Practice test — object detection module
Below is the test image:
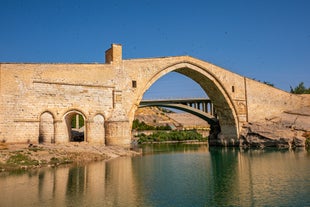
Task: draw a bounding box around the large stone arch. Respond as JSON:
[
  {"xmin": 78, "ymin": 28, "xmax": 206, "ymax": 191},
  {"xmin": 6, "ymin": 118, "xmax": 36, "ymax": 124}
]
[
  {"xmin": 39, "ymin": 111, "xmax": 55, "ymax": 144},
  {"xmin": 63, "ymin": 110, "xmax": 87, "ymax": 142},
  {"xmin": 130, "ymin": 61, "xmax": 239, "ymax": 143}
]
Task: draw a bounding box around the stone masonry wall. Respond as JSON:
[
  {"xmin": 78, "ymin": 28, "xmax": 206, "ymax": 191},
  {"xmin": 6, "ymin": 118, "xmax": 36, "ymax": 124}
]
[
  {"xmin": 0, "ymin": 63, "xmax": 117, "ymax": 143},
  {"xmin": 245, "ymin": 78, "xmax": 309, "ymax": 122},
  {"xmin": 0, "ymin": 44, "xmax": 308, "ymax": 146}
]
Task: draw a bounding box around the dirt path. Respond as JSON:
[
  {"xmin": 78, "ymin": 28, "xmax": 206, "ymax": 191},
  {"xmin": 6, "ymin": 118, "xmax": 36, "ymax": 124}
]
[{"xmin": 0, "ymin": 142, "xmax": 141, "ymax": 172}]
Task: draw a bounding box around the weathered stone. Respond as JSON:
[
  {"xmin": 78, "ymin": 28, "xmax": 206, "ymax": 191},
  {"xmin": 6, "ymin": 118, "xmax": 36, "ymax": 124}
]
[
  {"xmin": 293, "ymin": 136, "xmax": 306, "ymax": 147},
  {"xmin": 0, "ymin": 44, "xmax": 309, "ymax": 146},
  {"xmin": 240, "ymin": 108, "xmax": 310, "ymax": 148}
]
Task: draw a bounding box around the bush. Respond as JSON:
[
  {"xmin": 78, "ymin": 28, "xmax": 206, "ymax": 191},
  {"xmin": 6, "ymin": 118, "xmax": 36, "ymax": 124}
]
[
  {"xmin": 132, "ymin": 119, "xmax": 171, "ymax": 131},
  {"xmin": 71, "ymin": 114, "xmax": 84, "ymax": 128},
  {"xmin": 6, "ymin": 153, "xmax": 39, "ymax": 166},
  {"xmin": 137, "ymin": 130, "xmax": 207, "ymax": 143},
  {"xmin": 290, "ymin": 82, "xmax": 310, "ymax": 94}
]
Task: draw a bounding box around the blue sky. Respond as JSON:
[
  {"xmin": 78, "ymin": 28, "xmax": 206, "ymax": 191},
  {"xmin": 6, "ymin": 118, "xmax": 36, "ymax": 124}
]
[{"xmin": 0, "ymin": 0, "xmax": 309, "ymax": 98}]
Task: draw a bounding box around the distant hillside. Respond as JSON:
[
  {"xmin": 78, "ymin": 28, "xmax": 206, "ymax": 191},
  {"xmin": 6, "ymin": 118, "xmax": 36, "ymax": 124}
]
[
  {"xmin": 134, "ymin": 107, "xmax": 180, "ymax": 129},
  {"xmin": 134, "ymin": 107, "xmax": 210, "ymax": 130},
  {"xmin": 167, "ymin": 113, "xmax": 210, "ymax": 130}
]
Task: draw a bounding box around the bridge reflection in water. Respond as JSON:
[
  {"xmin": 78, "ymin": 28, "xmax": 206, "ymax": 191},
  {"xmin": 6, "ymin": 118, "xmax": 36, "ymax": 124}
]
[{"xmin": 0, "ymin": 146, "xmax": 308, "ymax": 207}]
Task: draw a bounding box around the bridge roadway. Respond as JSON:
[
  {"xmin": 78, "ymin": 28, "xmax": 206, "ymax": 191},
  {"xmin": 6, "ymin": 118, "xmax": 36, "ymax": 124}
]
[{"xmin": 139, "ymin": 98, "xmax": 218, "ymax": 124}]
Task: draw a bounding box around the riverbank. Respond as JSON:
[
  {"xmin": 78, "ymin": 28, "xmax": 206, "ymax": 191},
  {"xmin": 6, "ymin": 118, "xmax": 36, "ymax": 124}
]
[
  {"xmin": 240, "ymin": 107, "xmax": 310, "ymax": 149},
  {"xmin": 0, "ymin": 142, "xmax": 141, "ymax": 172}
]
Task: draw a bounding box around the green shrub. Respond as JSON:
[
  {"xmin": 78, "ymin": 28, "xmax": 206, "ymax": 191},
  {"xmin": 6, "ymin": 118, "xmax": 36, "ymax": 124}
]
[
  {"xmin": 290, "ymin": 82, "xmax": 310, "ymax": 94},
  {"xmin": 137, "ymin": 130, "xmax": 207, "ymax": 143},
  {"xmin": 71, "ymin": 114, "xmax": 84, "ymax": 128},
  {"xmin": 6, "ymin": 153, "xmax": 39, "ymax": 166},
  {"xmin": 49, "ymin": 157, "xmax": 59, "ymax": 164},
  {"xmin": 132, "ymin": 119, "xmax": 171, "ymax": 131}
]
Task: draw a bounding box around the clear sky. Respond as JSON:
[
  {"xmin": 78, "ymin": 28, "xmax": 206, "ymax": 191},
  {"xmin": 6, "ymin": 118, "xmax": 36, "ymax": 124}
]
[{"xmin": 0, "ymin": 0, "xmax": 309, "ymax": 98}]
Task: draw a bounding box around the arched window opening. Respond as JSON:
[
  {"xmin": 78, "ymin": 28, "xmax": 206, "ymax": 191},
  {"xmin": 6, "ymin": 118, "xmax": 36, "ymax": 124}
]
[{"xmin": 65, "ymin": 112, "xmax": 85, "ymax": 142}]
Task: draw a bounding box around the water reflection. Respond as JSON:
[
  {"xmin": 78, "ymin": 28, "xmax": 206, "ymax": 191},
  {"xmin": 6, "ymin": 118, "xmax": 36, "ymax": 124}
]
[
  {"xmin": 0, "ymin": 145, "xmax": 309, "ymax": 207},
  {"xmin": 140, "ymin": 143, "xmax": 209, "ymax": 155},
  {"xmin": 209, "ymin": 148, "xmax": 243, "ymax": 206}
]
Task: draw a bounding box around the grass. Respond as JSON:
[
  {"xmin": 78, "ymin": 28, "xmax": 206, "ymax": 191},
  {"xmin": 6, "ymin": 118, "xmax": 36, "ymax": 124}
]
[
  {"xmin": 6, "ymin": 153, "xmax": 39, "ymax": 166},
  {"xmin": 28, "ymin": 146, "xmax": 44, "ymax": 152}
]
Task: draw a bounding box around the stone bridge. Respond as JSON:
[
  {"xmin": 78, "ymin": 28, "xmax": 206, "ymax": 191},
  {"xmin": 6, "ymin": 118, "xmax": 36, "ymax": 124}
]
[{"xmin": 0, "ymin": 44, "xmax": 309, "ymax": 146}]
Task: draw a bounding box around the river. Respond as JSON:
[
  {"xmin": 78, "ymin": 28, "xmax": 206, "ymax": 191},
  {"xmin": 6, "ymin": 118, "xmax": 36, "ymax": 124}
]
[{"xmin": 0, "ymin": 144, "xmax": 309, "ymax": 207}]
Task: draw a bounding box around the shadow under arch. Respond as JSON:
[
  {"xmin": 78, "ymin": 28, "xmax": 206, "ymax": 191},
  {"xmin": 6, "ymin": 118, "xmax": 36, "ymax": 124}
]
[
  {"xmin": 132, "ymin": 61, "xmax": 239, "ymax": 141},
  {"xmin": 63, "ymin": 110, "xmax": 87, "ymax": 142}
]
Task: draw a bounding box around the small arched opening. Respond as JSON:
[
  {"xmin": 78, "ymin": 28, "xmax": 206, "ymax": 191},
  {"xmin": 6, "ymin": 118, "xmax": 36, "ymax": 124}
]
[
  {"xmin": 39, "ymin": 111, "xmax": 54, "ymax": 143},
  {"xmin": 64, "ymin": 111, "xmax": 86, "ymax": 142}
]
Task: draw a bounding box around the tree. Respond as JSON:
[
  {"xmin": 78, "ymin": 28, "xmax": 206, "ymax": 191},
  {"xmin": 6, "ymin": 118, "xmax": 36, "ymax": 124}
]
[
  {"xmin": 251, "ymin": 78, "xmax": 274, "ymax": 87},
  {"xmin": 263, "ymin": 81, "xmax": 274, "ymax": 87},
  {"xmin": 290, "ymin": 82, "xmax": 310, "ymax": 94}
]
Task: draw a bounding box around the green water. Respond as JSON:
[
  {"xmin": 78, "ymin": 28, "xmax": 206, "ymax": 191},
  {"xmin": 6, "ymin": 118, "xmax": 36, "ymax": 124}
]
[{"xmin": 1, "ymin": 144, "xmax": 309, "ymax": 207}]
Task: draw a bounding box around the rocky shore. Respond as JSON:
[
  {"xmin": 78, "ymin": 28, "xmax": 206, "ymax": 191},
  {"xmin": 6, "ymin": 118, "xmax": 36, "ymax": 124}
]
[
  {"xmin": 239, "ymin": 107, "xmax": 310, "ymax": 149},
  {"xmin": 0, "ymin": 142, "xmax": 141, "ymax": 172}
]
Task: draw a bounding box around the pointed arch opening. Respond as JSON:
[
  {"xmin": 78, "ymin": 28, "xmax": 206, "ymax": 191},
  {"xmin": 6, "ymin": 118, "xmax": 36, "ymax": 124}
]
[
  {"xmin": 64, "ymin": 110, "xmax": 86, "ymax": 142},
  {"xmin": 132, "ymin": 62, "xmax": 239, "ymax": 142}
]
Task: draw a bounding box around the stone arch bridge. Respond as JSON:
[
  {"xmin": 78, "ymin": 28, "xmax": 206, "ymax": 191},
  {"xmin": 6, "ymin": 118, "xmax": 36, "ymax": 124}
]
[{"xmin": 0, "ymin": 44, "xmax": 309, "ymax": 146}]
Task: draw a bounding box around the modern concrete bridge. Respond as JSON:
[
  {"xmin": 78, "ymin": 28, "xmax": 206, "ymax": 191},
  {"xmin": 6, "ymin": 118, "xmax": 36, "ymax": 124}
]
[
  {"xmin": 139, "ymin": 98, "xmax": 218, "ymax": 124},
  {"xmin": 0, "ymin": 44, "xmax": 309, "ymax": 146},
  {"xmin": 141, "ymin": 98, "xmax": 214, "ymax": 114}
]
